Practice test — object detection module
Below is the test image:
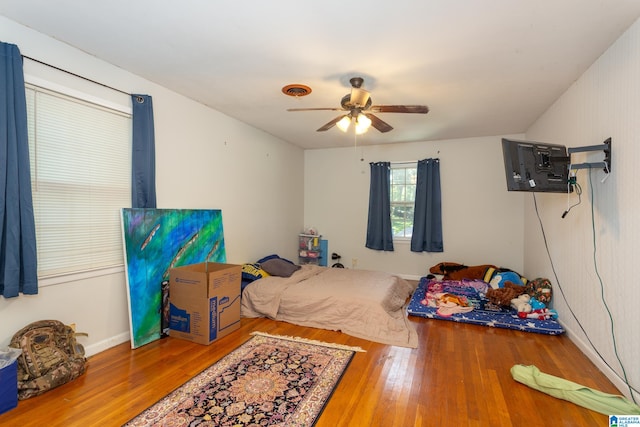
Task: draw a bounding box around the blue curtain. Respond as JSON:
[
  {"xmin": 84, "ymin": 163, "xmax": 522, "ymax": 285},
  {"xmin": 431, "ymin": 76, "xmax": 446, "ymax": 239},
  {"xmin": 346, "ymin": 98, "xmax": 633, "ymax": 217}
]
[
  {"xmin": 131, "ymin": 94, "xmax": 157, "ymax": 208},
  {"xmin": 411, "ymin": 158, "xmax": 443, "ymax": 252},
  {"xmin": 366, "ymin": 162, "xmax": 394, "ymax": 251},
  {"xmin": 0, "ymin": 42, "xmax": 38, "ymax": 297}
]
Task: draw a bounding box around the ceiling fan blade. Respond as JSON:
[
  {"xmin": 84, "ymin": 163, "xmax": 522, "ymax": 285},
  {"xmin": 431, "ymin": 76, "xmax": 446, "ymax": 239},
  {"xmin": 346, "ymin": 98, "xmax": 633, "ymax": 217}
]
[
  {"xmin": 365, "ymin": 113, "xmax": 394, "ymax": 133},
  {"xmin": 287, "ymin": 107, "xmax": 344, "ymax": 112},
  {"xmin": 369, "ymin": 105, "xmax": 430, "ymax": 114},
  {"xmin": 316, "ymin": 115, "xmax": 346, "ymax": 132}
]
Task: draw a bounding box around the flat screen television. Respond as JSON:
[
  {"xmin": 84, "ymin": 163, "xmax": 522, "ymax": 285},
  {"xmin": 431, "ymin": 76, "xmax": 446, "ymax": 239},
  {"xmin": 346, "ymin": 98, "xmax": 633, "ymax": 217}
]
[{"xmin": 501, "ymin": 138, "xmax": 570, "ymax": 193}]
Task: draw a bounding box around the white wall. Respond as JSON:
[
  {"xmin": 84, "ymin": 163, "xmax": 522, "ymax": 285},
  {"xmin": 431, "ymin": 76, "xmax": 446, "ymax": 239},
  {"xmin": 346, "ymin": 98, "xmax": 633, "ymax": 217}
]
[
  {"xmin": 0, "ymin": 17, "xmax": 304, "ymax": 355},
  {"xmin": 525, "ymin": 18, "xmax": 640, "ymax": 400},
  {"xmin": 304, "ymin": 135, "xmax": 526, "ymax": 279}
]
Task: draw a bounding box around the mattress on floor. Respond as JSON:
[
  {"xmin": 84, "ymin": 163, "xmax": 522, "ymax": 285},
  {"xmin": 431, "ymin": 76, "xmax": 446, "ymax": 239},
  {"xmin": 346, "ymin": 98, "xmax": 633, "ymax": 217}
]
[{"xmin": 407, "ymin": 276, "xmax": 565, "ymax": 335}]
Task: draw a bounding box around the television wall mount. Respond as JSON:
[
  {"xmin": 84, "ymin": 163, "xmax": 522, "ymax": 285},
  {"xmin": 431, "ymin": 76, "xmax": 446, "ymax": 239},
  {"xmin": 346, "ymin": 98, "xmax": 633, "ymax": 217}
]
[{"xmin": 567, "ymin": 137, "xmax": 611, "ymax": 173}]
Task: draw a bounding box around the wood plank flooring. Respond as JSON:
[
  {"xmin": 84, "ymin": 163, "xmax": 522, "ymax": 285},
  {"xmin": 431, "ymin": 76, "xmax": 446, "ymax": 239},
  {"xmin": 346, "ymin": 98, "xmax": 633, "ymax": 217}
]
[{"xmin": 0, "ymin": 315, "xmax": 621, "ymax": 426}]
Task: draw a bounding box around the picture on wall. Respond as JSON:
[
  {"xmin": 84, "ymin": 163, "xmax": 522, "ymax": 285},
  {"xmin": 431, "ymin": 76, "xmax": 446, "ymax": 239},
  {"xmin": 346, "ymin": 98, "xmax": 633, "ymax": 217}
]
[{"xmin": 121, "ymin": 208, "xmax": 227, "ymax": 348}]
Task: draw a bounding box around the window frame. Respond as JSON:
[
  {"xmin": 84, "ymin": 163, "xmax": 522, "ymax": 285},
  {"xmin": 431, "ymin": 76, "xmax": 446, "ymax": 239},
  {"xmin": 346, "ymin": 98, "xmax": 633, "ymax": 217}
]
[
  {"xmin": 24, "ymin": 76, "xmax": 132, "ymax": 287},
  {"xmin": 389, "ymin": 162, "xmax": 417, "ymax": 241}
]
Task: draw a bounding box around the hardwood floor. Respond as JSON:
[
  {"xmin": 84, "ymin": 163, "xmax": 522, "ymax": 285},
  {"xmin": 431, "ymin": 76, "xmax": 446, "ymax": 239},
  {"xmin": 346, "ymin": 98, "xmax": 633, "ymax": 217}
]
[{"xmin": 0, "ymin": 315, "xmax": 620, "ymax": 426}]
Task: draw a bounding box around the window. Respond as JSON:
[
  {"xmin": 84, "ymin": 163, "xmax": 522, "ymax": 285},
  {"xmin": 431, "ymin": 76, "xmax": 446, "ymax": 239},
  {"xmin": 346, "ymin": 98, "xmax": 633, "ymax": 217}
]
[
  {"xmin": 26, "ymin": 84, "xmax": 132, "ymax": 278},
  {"xmin": 390, "ymin": 164, "xmax": 417, "ymax": 238}
]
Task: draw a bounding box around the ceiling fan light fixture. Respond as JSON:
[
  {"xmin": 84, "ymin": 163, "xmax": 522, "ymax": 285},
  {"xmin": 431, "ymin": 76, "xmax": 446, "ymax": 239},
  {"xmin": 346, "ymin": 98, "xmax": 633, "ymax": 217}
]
[
  {"xmin": 336, "ymin": 115, "xmax": 351, "ymax": 132},
  {"xmin": 355, "ymin": 113, "xmax": 372, "ymax": 134}
]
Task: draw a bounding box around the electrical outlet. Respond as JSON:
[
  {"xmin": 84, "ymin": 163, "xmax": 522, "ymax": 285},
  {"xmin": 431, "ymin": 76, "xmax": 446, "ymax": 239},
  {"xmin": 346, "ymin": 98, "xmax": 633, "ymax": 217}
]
[{"xmin": 351, "ymin": 258, "xmax": 358, "ymax": 268}]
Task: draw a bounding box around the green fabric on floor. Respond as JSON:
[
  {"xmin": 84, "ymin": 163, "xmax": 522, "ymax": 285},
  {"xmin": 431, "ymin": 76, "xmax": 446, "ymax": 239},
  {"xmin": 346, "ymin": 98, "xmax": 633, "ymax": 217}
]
[{"xmin": 510, "ymin": 364, "xmax": 640, "ymax": 415}]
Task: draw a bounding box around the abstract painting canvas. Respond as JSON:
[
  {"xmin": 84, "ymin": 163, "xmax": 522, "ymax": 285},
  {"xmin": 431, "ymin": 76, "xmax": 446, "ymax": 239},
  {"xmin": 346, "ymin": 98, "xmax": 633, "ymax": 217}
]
[{"xmin": 121, "ymin": 208, "xmax": 227, "ymax": 348}]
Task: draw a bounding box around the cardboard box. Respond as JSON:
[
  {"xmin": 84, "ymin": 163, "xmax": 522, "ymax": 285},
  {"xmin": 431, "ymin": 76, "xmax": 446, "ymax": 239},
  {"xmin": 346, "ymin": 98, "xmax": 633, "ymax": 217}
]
[
  {"xmin": 0, "ymin": 359, "xmax": 18, "ymax": 415},
  {"xmin": 169, "ymin": 262, "xmax": 241, "ymax": 345}
]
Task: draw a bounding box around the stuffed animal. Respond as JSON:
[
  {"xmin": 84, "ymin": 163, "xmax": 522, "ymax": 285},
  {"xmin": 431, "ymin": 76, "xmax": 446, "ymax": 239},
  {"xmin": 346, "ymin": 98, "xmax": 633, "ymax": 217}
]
[
  {"xmin": 429, "ymin": 262, "xmax": 496, "ymax": 281},
  {"xmin": 486, "ymin": 281, "xmax": 526, "ymax": 307},
  {"xmin": 515, "ymin": 296, "xmax": 558, "ymax": 320},
  {"xmin": 489, "ymin": 271, "xmax": 526, "ymax": 289},
  {"xmin": 429, "ymin": 262, "xmax": 527, "ymax": 287},
  {"xmin": 510, "ymin": 294, "xmax": 532, "ymax": 314},
  {"xmin": 518, "ymin": 308, "xmax": 558, "ymax": 320},
  {"xmin": 529, "ymin": 297, "xmax": 546, "ymax": 311},
  {"xmin": 525, "ymin": 278, "xmax": 553, "ymax": 304}
]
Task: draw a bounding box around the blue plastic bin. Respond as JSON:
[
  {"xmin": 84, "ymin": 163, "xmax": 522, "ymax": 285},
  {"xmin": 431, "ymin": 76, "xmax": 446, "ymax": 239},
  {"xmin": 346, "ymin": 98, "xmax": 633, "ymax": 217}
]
[{"xmin": 0, "ymin": 348, "xmax": 20, "ymax": 415}]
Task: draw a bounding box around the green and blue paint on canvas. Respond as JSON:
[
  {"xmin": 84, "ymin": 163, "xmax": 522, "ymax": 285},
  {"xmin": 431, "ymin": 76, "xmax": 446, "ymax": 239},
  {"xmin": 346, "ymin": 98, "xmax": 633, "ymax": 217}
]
[{"xmin": 121, "ymin": 209, "xmax": 226, "ymax": 348}]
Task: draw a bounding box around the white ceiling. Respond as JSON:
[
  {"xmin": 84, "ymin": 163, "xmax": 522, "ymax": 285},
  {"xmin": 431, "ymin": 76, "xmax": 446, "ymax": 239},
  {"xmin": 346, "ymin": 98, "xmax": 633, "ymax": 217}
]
[{"xmin": 2, "ymin": 1, "xmax": 640, "ymax": 149}]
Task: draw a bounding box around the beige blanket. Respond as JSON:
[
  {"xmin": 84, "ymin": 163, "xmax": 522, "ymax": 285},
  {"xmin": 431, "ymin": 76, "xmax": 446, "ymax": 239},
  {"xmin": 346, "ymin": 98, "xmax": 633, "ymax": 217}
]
[{"xmin": 241, "ymin": 265, "xmax": 419, "ymax": 348}]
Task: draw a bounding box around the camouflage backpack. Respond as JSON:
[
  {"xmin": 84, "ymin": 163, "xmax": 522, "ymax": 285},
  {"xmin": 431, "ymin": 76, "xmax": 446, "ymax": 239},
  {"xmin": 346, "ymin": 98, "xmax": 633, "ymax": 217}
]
[{"xmin": 9, "ymin": 320, "xmax": 87, "ymax": 400}]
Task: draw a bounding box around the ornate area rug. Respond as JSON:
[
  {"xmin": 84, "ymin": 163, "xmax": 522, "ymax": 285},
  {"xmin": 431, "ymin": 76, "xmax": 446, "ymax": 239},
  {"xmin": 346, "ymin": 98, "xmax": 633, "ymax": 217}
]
[{"xmin": 123, "ymin": 332, "xmax": 363, "ymax": 426}]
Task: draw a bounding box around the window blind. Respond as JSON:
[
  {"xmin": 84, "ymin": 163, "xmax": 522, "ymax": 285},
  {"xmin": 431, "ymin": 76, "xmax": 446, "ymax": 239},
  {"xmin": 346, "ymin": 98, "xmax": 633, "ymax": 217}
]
[{"xmin": 26, "ymin": 85, "xmax": 132, "ymax": 278}]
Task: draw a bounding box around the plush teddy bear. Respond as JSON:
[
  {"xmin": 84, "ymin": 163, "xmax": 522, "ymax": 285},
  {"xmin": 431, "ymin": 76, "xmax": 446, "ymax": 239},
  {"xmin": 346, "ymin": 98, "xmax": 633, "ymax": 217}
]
[
  {"xmin": 510, "ymin": 294, "xmax": 532, "ymax": 314},
  {"xmin": 486, "ymin": 281, "xmax": 526, "ymax": 307}
]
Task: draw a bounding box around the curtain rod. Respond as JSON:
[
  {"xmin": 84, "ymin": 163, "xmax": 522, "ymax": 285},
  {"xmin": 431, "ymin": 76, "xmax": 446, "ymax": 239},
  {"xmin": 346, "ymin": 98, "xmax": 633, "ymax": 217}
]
[
  {"xmin": 22, "ymin": 55, "xmax": 132, "ymax": 97},
  {"xmin": 391, "ymin": 160, "xmax": 419, "ymax": 165},
  {"xmin": 392, "ymin": 158, "xmax": 440, "ymax": 165}
]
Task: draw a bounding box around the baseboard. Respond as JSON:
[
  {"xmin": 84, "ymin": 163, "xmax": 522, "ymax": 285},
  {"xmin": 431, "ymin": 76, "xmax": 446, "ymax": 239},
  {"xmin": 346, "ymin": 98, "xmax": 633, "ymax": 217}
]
[
  {"xmin": 84, "ymin": 331, "xmax": 130, "ymax": 357},
  {"xmin": 561, "ymin": 321, "xmax": 638, "ymax": 401}
]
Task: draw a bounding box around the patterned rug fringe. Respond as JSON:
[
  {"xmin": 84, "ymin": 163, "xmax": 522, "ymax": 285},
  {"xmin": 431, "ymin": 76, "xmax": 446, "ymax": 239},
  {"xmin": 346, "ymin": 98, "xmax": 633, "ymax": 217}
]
[{"xmin": 250, "ymin": 331, "xmax": 367, "ymax": 352}]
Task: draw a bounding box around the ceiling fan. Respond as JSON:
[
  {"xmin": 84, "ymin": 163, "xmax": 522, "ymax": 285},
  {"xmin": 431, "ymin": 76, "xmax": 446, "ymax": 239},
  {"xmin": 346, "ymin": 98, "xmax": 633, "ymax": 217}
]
[{"xmin": 287, "ymin": 77, "xmax": 429, "ymax": 134}]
